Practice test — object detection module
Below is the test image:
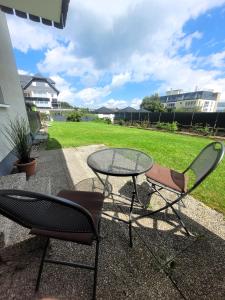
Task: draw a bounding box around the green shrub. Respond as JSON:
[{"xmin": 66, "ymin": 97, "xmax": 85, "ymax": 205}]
[
  {"xmin": 92, "ymin": 117, "xmax": 105, "ymax": 123},
  {"xmin": 140, "ymin": 120, "xmax": 149, "ymax": 128},
  {"xmin": 118, "ymin": 119, "xmax": 125, "ymax": 126},
  {"xmin": 104, "ymin": 118, "xmax": 112, "ymax": 124},
  {"xmin": 2, "ymin": 117, "xmax": 32, "ymax": 163},
  {"xmin": 67, "ymin": 111, "xmax": 82, "ymax": 122},
  {"xmin": 156, "ymin": 122, "xmax": 165, "ymax": 129},
  {"xmin": 167, "ymin": 121, "xmax": 178, "ymax": 132},
  {"xmin": 156, "ymin": 122, "xmax": 178, "ymax": 132},
  {"xmin": 192, "ymin": 123, "xmax": 211, "ymax": 135},
  {"xmin": 132, "ymin": 122, "xmax": 141, "ymax": 128}
]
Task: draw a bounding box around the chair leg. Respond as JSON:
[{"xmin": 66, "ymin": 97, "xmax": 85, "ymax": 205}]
[
  {"xmin": 129, "ymin": 220, "xmax": 133, "ymax": 248},
  {"xmin": 93, "ymin": 240, "xmax": 100, "ymax": 300},
  {"xmin": 170, "ymin": 206, "xmax": 190, "ymax": 236},
  {"xmin": 150, "ymin": 185, "xmax": 190, "ymax": 235},
  {"xmin": 35, "ymin": 238, "xmax": 50, "ymax": 292}
]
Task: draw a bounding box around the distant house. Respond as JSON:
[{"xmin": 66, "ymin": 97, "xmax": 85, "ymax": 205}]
[
  {"xmin": 20, "ymin": 73, "xmax": 60, "ymax": 111},
  {"xmin": 137, "ymin": 108, "xmax": 148, "ymax": 112},
  {"xmin": 160, "ymin": 89, "xmax": 220, "ymax": 112},
  {"xmin": 118, "ymin": 106, "xmax": 137, "ymax": 113},
  {"xmin": 93, "ymin": 106, "xmax": 118, "ymax": 123}
]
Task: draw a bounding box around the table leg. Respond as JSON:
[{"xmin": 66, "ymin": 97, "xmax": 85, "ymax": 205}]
[
  {"xmin": 93, "ymin": 171, "xmax": 111, "ymax": 197},
  {"xmin": 103, "ymin": 175, "xmax": 109, "ymax": 197},
  {"xmin": 129, "ymin": 176, "xmax": 139, "ymax": 247}
]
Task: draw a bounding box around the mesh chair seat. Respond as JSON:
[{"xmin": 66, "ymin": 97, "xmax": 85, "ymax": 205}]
[
  {"xmin": 57, "ymin": 190, "xmax": 104, "ymax": 226},
  {"xmin": 145, "ymin": 163, "xmax": 188, "ymax": 193},
  {"xmin": 30, "ymin": 190, "xmax": 104, "ymax": 245}
]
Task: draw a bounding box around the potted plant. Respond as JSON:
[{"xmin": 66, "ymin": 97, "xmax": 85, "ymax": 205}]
[{"xmin": 3, "ymin": 117, "xmax": 36, "ymax": 176}]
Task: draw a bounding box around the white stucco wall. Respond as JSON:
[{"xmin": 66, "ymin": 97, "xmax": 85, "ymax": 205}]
[
  {"xmin": 98, "ymin": 114, "xmax": 115, "ymax": 123},
  {"xmin": 0, "ymin": 11, "xmax": 28, "ymax": 163}
]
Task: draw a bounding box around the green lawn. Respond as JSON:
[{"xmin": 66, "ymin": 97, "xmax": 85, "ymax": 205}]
[{"xmin": 48, "ymin": 121, "xmax": 225, "ymax": 214}]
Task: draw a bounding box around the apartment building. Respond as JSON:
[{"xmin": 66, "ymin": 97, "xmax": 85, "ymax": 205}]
[
  {"xmin": 160, "ymin": 89, "xmax": 220, "ymax": 112},
  {"xmin": 19, "ymin": 73, "xmax": 60, "ymax": 111}
]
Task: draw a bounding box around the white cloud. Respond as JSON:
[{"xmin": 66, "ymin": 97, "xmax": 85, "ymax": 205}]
[
  {"xmin": 50, "ymin": 75, "xmax": 77, "ymax": 104},
  {"xmin": 18, "ymin": 69, "xmax": 33, "ymax": 75},
  {"xmin": 73, "ymin": 86, "xmax": 111, "ymax": 106},
  {"xmin": 207, "ymin": 50, "xmax": 225, "ymax": 68},
  {"xmin": 111, "ymin": 72, "xmax": 131, "ymax": 88},
  {"xmin": 102, "ymin": 99, "xmax": 128, "ymax": 109},
  {"xmin": 131, "ymin": 98, "xmax": 142, "ymax": 109},
  {"xmin": 7, "ymin": 16, "xmax": 59, "ymax": 52},
  {"xmin": 100, "ymin": 97, "xmax": 141, "ymax": 109},
  {"xmin": 37, "ymin": 42, "xmax": 101, "ymax": 86}
]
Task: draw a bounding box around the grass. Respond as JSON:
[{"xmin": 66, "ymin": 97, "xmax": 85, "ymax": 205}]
[{"xmin": 47, "ymin": 121, "xmax": 225, "ymax": 214}]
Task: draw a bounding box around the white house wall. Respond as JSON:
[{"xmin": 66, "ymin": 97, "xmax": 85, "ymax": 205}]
[
  {"xmin": 98, "ymin": 114, "xmax": 115, "ymax": 123},
  {"xmin": 0, "ymin": 11, "xmax": 28, "ymax": 172}
]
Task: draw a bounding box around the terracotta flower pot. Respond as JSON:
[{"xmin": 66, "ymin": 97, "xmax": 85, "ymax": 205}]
[{"xmin": 16, "ymin": 158, "xmax": 36, "ymax": 177}]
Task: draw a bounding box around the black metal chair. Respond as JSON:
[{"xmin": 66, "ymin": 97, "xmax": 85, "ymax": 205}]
[
  {"xmin": 129, "ymin": 142, "xmax": 224, "ymax": 247},
  {"xmin": 0, "ymin": 189, "xmax": 104, "ymax": 299}
]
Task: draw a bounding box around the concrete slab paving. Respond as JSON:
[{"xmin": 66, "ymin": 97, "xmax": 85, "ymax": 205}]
[{"xmin": 0, "ymin": 144, "xmax": 225, "ymax": 299}]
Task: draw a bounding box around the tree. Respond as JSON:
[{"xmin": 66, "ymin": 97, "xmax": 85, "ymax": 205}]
[
  {"xmin": 140, "ymin": 94, "xmax": 165, "ymax": 112},
  {"xmin": 79, "ymin": 107, "xmax": 90, "ymax": 113},
  {"xmin": 60, "ymin": 101, "xmax": 74, "ymax": 109}
]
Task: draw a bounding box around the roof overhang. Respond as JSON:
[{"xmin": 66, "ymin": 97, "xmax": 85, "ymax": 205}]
[{"xmin": 0, "ymin": 0, "xmax": 70, "ymax": 29}]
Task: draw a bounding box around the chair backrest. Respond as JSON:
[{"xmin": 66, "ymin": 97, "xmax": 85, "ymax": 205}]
[
  {"xmin": 184, "ymin": 142, "xmax": 224, "ymax": 192},
  {"xmin": 0, "ymin": 189, "xmax": 98, "ymax": 236}
]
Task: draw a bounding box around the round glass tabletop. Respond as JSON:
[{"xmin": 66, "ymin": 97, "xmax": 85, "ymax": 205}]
[{"xmin": 87, "ymin": 148, "xmax": 153, "ymax": 177}]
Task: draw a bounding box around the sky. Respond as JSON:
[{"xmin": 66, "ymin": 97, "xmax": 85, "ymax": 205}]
[{"xmin": 6, "ymin": 0, "xmax": 225, "ymax": 109}]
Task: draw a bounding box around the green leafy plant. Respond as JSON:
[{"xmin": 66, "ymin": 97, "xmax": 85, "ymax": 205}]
[
  {"xmin": 156, "ymin": 121, "xmax": 164, "ymax": 129},
  {"xmin": 67, "ymin": 111, "xmax": 82, "ymax": 122},
  {"xmin": 118, "ymin": 119, "xmax": 125, "ymax": 126},
  {"xmin": 167, "ymin": 121, "xmax": 178, "ymax": 132},
  {"xmin": 104, "ymin": 118, "xmax": 112, "ymax": 124},
  {"xmin": 125, "ymin": 121, "xmax": 132, "ymax": 126},
  {"xmin": 156, "ymin": 121, "xmax": 178, "ymax": 132},
  {"xmin": 140, "ymin": 120, "xmax": 149, "ymax": 129},
  {"xmin": 93, "ymin": 117, "xmax": 106, "ymax": 123},
  {"xmin": 192, "ymin": 123, "xmax": 211, "ymax": 136},
  {"xmin": 3, "ymin": 117, "xmax": 32, "ymax": 163}
]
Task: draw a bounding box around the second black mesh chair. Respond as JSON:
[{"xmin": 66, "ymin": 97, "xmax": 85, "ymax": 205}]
[
  {"xmin": 129, "ymin": 142, "xmax": 224, "ymax": 247},
  {"xmin": 0, "ymin": 189, "xmax": 104, "ymax": 299}
]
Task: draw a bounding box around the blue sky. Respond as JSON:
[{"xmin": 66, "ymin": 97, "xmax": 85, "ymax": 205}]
[{"xmin": 6, "ymin": 0, "xmax": 225, "ymax": 108}]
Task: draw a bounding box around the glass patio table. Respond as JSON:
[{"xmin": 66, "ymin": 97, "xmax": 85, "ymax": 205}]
[{"xmin": 87, "ymin": 147, "xmax": 153, "ymax": 205}]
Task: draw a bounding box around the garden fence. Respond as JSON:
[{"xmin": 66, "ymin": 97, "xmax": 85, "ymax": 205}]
[{"xmin": 114, "ymin": 111, "xmax": 225, "ymax": 129}]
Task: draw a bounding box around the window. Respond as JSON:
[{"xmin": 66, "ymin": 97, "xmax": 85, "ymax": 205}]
[
  {"xmin": 0, "ymin": 87, "xmax": 4, "ymax": 104},
  {"xmin": 24, "ymin": 91, "xmax": 31, "ymax": 97}
]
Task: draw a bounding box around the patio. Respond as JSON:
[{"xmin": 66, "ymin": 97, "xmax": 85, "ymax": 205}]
[{"xmin": 0, "ymin": 144, "xmax": 225, "ymax": 299}]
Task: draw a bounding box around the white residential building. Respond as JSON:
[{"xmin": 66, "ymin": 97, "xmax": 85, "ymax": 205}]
[
  {"xmin": 160, "ymin": 89, "xmax": 220, "ymax": 112},
  {"xmin": 20, "ymin": 74, "xmax": 60, "ymax": 111}
]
